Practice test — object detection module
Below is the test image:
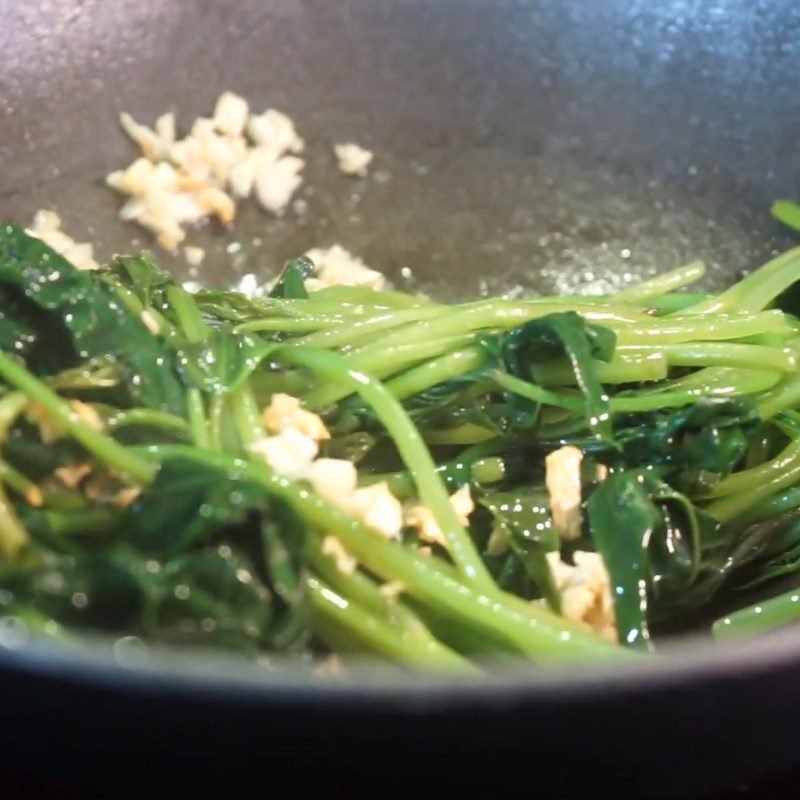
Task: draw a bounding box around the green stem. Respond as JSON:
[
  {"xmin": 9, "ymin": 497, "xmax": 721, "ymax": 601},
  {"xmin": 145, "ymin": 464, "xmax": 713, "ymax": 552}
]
[
  {"xmin": 107, "ymin": 408, "xmax": 189, "ymax": 435},
  {"xmin": 229, "ymin": 381, "xmax": 265, "ymax": 451},
  {"xmin": 383, "ymin": 346, "xmax": 487, "ymax": 401},
  {"xmin": 0, "ymin": 352, "xmax": 155, "ymax": 484},
  {"xmin": 132, "ymin": 443, "xmax": 624, "ymax": 660},
  {"xmin": 492, "ymin": 370, "xmax": 583, "ymax": 412},
  {"xmin": 0, "ymin": 480, "xmax": 29, "ymax": 558},
  {"xmin": 533, "ymin": 353, "xmax": 668, "ymax": 387},
  {"xmin": 706, "ymin": 440, "xmax": 800, "ymax": 522},
  {"xmin": 186, "ymin": 389, "xmax": 210, "ymax": 449},
  {"xmin": 613, "ymin": 310, "xmax": 792, "ymax": 345},
  {"xmin": 208, "ymin": 394, "xmax": 226, "ymax": 452},
  {"xmin": 0, "ymin": 460, "xmax": 41, "ymax": 505},
  {"xmin": 615, "ymin": 260, "xmax": 706, "ymax": 301},
  {"xmin": 643, "ymin": 292, "xmax": 713, "ymax": 314},
  {"xmin": 709, "ymin": 439, "xmax": 800, "ymax": 498},
  {"xmin": 274, "ymin": 345, "xmax": 495, "ymax": 590},
  {"xmin": 166, "ymin": 285, "xmax": 211, "ymax": 343},
  {"xmin": 758, "ymin": 372, "xmax": 800, "ymax": 419},
  {"xmin": 682, "ymin": 246, "xmax": 800, "ymax": 315},
  {"xmin": 307, "ymin": 577, "xmax": 475, "ymax": 671},
  {"xmin": 714, "ymin": 587, "xmax": 800, "ymax": 640},
  {"xmin": 734, "ymin": 486, "xmax": 800, "ymax": 528},
  {"xmin": 617, "ymin": 343, "xmax": 797, "ymax": 373},
  {"xmin": 234, "ymin": 318, "xmax": 344, "ymax": 333},
  {"xmin": 108, "ymin": 280, "xmax": 176, "ymax": 338},
  {"xmin": 307, "ymin": 543, "xmax": 476, "ymax": 672}
]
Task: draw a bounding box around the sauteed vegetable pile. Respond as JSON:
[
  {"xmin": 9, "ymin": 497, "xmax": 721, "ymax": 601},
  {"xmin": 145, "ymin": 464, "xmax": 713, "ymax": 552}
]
[{"xmin": 3, "ymin": 219, "xmax": 800, "ymax": 670}]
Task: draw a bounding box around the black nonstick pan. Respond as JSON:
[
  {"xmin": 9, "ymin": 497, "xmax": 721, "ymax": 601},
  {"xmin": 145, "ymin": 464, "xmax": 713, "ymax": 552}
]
[{"xmin": 2, "ymin": 1, "xmax": 800, "ymax": 795}]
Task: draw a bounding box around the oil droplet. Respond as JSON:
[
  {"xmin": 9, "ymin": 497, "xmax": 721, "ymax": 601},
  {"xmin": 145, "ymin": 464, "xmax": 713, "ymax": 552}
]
[
  {"xmin": 0, "ymin": 616, "xmax": 29, "ymax": 649},
  {"xmin": 113, "ymin": 636, "xmax": 149, "ymax": 668}
]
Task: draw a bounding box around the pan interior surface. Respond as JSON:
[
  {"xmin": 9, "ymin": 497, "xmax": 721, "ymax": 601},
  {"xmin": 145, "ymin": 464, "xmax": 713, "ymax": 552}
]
[{"xmin": 2, "ymin": 0, "xmax": 799, "ymax": 302}]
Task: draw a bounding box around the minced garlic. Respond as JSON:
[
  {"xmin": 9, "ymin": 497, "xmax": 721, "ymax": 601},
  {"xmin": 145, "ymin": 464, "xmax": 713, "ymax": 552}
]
[
  {"xmin": 334, "ymin": 142, "xmax": 373, "ymax": 177},
  {"xmin": 54, "ymin": 463, "xmax": 93, "ymax": 489},
  {"xmin": 261, "ymin": 393, "xmax": 330, "ymax": 443},
  {"xmin": 546, "ymin": 550, "xmax": 617, "ymax": 642},
  {"xmin": 109, "ymin": 92, "xmax": 307, "ymax": 251},
  {"xmin": 26, "ymin": 210, "xmax": 99, "ymax": 271},
  {"xmin": 248, "ymin": 428, "xmax": 319, "ymax": 481},
  {"xmin": 321, "ymin": 535, "xmax": 357, "ymax": 575},
  {"xmin": 304, "ymin": 244, "xmax": 386, "ymax": 292},
  {"xmin": 545, "ymin": 445, "xmax": 583, "ymax": 541},
  {"xmin": 345, "ymin": 482, "xmax": 404, "ymax": 540},
  {"xmin": 406, "ymin": 485, "xmax": 474, "ymax": 548}
]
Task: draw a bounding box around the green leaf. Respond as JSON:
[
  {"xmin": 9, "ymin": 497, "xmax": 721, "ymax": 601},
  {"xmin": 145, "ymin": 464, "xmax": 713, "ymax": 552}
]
[
  {"xmin": 142, "ymin": 548, "xmax": 274, "ymax": 651},
  {"xmin": 176, "ymin": 327, "xmax": 275, "ymax": 395},
  {"xmin": 771, "ymin": 200, "xmax": 800, "ymax": 233},
  {"xmin": 587, "ymin": 469, "xmax": 737, "ymax": 635},
  {"xmin": 489, "ymin": 312, "xmax": 615, "ymax": 441},
  {"xmin": 121, "ymin": 458, "xmax": 273, "ymax": 557},
  {"xmin": 616, "ymin": 399, "xmax": 759, "ymax": 487},
  {"xmin": 479, "ymin": 489, "xmax": 560, "ymax": 608},
  {"xmin": 0, "ymin": 225, "xmax": 185, "ymax": 413},
  {"xmin": 587, "ymin": 471, "xmax": 654, "ymax": 648},
  {"xmin": 261, "ymin": 514, "xmax": 309, "ymax": 650},
  {"xmin": 108, "ymin": 252, "xmax": 175, "ymax": 307},
  {"xmin": 0, "ymin": 286, "xmax": 74, "ymax": 373},
  {"xmin": 269, "ymin": 256, "xmax": 315, "ymax": 299}
]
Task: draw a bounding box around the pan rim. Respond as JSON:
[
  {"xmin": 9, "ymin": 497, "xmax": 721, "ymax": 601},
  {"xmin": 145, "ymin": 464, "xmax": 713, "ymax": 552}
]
[{"xmin": 2, "ymin": 622, "xmax": 799, "ymax": 708}]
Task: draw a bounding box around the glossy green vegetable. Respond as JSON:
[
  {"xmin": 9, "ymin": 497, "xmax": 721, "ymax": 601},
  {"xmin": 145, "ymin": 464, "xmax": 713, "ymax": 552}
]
[{"xmin": 3, "ymin": 216, "xmax": 800, "ymax": 671}]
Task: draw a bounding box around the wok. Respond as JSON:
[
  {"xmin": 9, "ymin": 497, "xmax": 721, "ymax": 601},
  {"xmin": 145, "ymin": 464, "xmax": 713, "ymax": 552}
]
[{"xmin": 2, "ymin": 0, "xmax": 800, "ymax": 795}]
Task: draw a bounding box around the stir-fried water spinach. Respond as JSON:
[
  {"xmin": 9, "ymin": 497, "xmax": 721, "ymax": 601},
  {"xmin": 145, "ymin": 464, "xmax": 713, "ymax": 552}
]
[{"xmin": 2, "ymin": 220, "xmax": 800, "ymax": 671}]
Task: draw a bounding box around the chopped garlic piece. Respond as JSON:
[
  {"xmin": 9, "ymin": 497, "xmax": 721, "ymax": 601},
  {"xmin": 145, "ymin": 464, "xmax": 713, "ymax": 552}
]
[
  {"xmin": 212, "ymin": 91, "xmax": 249, "ymax": 136},
  {"xmin": 304, "ymin": 244, "xmax": 386, "ymax": 292},
  {"xmin": 183, "ymin": 246, "xmax": 206, "ymax": 266},
  {"xmin": 546, "ymin": 550, "xmax": 617, "ymax": 642},
  {"xmin": 24, "ymin": 486, "xmax": 44, "ymax": 508},
  {"xmin": 154, "ymin": 112, "xmax": 176, "ymax": 143},
  {"xmin": 309, "ymin": 458, "xmax": 358, "ymax": 505},
  {"xmin": 113, "ymin": 486, "xmax": 142, "ymax": 509},
  {"xmin": 139, "ymin": 309, "xmax": 161, "ymax": 334},
  {"xmin": 182, "ymin": 118, "xmax": 249, "ymax": 184},
  {"xmin": 248, "ymin": 109, "xmax": 304, "ymax": 154},
  {"xmin": 109, "ymin": 158, "xmax": 233, "ymax": 251},
  {"xmin": 545, "ymin": 445, "xmax": 583, "ymax": 540},
  {"xmin": 379, "ymin": 581, "xmax": 406, "ymax": 601},
  {"xmin": 315, "ymin": 654, "xmax": 347, "ymax": 679},
  {"xmin": 406, "ymin": 485, "xmax": 474, "ymax": 548},
  {"xmin": 26, "ymin": 210, "xmax": 100, "ymax": 271},
  {"xmin": 334, "ymin": 142, "xmax": 373, "ymax": 177},
  {"xmin": 249, "ymin": 428, "xmax": 318, "ymax": 480},
  {"xmin": 26, "ymin": 402, "xmax": 63, "ymax": 444},
  {"xmin": 69, "ymin": 400, "xmax": 104, "ymax": 432},
  {"xmin": 119, "ymin": 112, "xmax": 173, "ymax": 161},
  {"xmin": 321, "ymin": 535, "xmax": 356, "ymax": 575},
  {"xmin": 346, "ymin": 482, "xmax": 403, "ymax": 540},
  {"xmin": 253, "ymin": 155, "xmax": 304, "ymax": 215},
  {"xmin": 228, "ymin": 145, "xmax": 276, "ymax": 198},
  {"xmin": 262, "ymin": 393, "xmax": 330, "ymax": 442},
  {"xmin": 110, "ymin": 93, "xmax": 305, "ymax": 249},
  {"xmin": 54, "ymin": 463, "xmax": 93, "ymax": 489}
]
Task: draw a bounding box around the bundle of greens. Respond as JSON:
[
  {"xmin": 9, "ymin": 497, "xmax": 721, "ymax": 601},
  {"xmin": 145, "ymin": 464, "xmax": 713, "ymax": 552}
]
[{"xmin": 2, "ymin": 218, "xmax": 800, "ymax": 673}]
